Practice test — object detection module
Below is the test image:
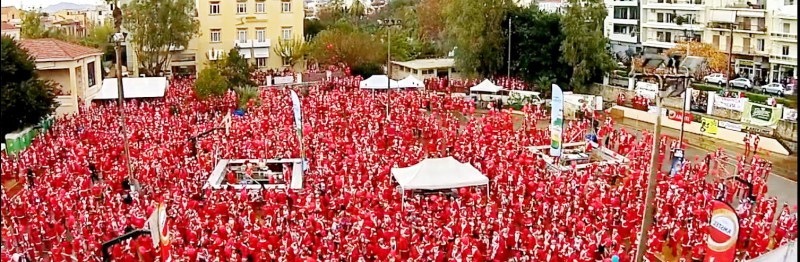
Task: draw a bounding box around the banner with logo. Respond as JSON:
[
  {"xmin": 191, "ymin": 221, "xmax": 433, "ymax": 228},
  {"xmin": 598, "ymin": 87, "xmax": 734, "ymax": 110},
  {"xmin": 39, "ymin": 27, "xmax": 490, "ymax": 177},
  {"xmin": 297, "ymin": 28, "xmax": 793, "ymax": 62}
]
[
  {"xmin": 274, "ymin": 76, "xmax": 295, "ymax": 85},
  {"xmin": 704, "ymin": 200, "xmax": 739, "ymax": 262},
  {"xmin": 718, "ymin": 121, "xmax": 742, "ymax": 132},
  {"xmin": 783, "ymin": 108, "xmax": 797, "ymax": 122},
  {"xmin": 689, "ymin": 89, "xmax": 709, "ymax": 113},
  {"xmin": 550, "ymin": 84, "xmax": 564, "ymax": 157},
  {"xmin": 714, "ymin": 95, "xmax": 748, "ymax": 112},
  {"xmin": 741, "ymin": 102, "xmax": 782, "ymax": 128},
  {"xmin": 701, "ymin": 118, "xmax": 719, "ymax": 135},
  {"xmin": 667, "ymin": 110, "xmax": 693, "ymax": 123}
]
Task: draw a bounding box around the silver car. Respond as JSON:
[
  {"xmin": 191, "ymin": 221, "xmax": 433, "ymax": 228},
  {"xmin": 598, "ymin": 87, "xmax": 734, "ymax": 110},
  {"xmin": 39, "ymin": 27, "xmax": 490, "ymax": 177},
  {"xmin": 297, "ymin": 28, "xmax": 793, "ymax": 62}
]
[
  {"xmin": 760, "ymin": 83, "xmax": 786, "ymax": 96},
  {"xmin": 729, "ymin": 78, "xmax": 753, "ymax": 90}
]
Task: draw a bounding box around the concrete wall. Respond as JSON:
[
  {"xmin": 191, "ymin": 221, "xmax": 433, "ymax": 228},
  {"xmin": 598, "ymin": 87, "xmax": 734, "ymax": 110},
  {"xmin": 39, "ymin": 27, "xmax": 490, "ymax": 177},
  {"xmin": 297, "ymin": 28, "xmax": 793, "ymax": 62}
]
[{"xmin": 591, "ymin": 83, "xmax": 798, "ymax": 153}]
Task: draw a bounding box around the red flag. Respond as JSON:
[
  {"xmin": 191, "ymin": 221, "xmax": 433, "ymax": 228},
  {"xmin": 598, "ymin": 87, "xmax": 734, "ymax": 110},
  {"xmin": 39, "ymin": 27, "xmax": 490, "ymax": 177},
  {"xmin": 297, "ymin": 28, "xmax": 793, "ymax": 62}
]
[{"xmin": 704, "ymin": 200, "xmax": 739, "ymax": 262}]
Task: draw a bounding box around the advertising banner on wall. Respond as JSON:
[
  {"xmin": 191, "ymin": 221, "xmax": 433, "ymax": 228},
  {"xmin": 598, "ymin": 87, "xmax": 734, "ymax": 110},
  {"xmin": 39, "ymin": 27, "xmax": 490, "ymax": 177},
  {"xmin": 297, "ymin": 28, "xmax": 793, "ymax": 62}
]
[
  {"xmin": 667, "ymin": 110, "xmax": 694, "ymax": 123},
  {"xmin": 783, "ymin": 108, "xmax": 797, "ymax": 122},
  {"xmin": 701, "ymin": 118, "xmax": 719, "ymax": 135},
  {"xmin": 714, "ymin": 95, "xmax": 748, "ymax": 112},
  {"xmin": 550, "ymin": 84, "xmax": 565, "ymax": 157},
  {"xmin": 689, "ymin": 89, "xmax": 709, "ymax": 113},
  {"xmin": 718, "ymin": 121, "xmax": 743, "ymax": 132},
  {"xmin": 741, "ymin": 102, "xmax": 782, "ymax": 128},
  {"xmin": 274, "ymin": 76, "xmax": 295, "ymax": 85},
  {"xmin": 704, "ymin": 200, "xmax": 739, "ymax": 262}
]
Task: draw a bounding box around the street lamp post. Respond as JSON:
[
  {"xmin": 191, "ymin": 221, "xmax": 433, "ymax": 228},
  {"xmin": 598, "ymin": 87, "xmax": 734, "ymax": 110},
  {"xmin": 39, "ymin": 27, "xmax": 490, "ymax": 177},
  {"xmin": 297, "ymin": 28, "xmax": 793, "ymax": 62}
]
[
  {"xmin": 111, "ymin": 0, "xmax": 134, "ymax": 183},
  {"xmin": 631, "ymin": 54, "xmax": 700, "ymax": 262},
  {"xmin": 507, "ymin": 17, "xmax": 512, "ymax": 77},
  {"xmin": 379, "ymin": 18, "xmax": 401, "ymax": 121}
]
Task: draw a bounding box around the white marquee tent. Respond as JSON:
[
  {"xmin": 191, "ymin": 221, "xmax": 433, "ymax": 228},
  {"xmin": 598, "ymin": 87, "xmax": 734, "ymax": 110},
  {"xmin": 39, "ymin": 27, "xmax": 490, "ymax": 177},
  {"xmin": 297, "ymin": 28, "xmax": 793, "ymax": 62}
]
[
  {"xmin": 359, "ymin": 75, "xmax": 400, "ymax": 89},
  {"xmin": 469, "ymin": 79, "xmax": 503, "ymax": 93},
  {"xmin": 397, "ymin": 75, "xmax": 424, "ymax": 88},
  {"xmin": 95, "ymin": 77, "xmax": 168, "ymax": 99},
  {"xmin": 747, "ymin": 242, "xmax": 797, "ymax": 262},
  {"xmin": 392, "ymin": 157, "xmax": 489, "ymax": 207}
]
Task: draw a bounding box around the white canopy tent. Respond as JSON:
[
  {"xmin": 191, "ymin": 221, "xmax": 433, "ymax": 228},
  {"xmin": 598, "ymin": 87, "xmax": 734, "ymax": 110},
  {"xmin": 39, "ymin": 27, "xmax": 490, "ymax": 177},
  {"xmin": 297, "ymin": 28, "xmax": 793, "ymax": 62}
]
[
  {"xmin": 397, "ymin": 75, "xmax": 424, "ymax": 88},
  {"xmin": 359, "ymin": 75, "xmax": 400, "ymax": 89},
  {"xmin": 469, "ymin": 79, "xmax": 503, "ymax": 93},
  {"xmin": 95, "ymin": 77, "xmax": 168, "ymax": 99},
  {"xmin": 391, "ymin": 157, "xmax": 489, "ymax": 208},
  {"xmin": 747, "ymin": 241, "xmax": 797, "ymax": 262}
]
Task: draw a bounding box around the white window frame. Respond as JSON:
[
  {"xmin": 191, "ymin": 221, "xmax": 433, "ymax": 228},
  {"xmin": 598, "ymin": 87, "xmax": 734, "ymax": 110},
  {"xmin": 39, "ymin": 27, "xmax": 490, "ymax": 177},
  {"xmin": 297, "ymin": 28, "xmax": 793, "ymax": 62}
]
[
  {"xmin": 256, "ymin": 58, "xmax": 268, "ymax": 68},
  {"xmin": 784, "ymin": 23, "xmax": 791, "ymax": 34},
  {"xmin": 782, "ymin": 45, "xmax": 790, "ymax": 56},
  {"xmin": 756, "ymin": 39, "xmax": 764, "ymax": 51},
  {"xmin": 237, "ymin": 29, "xmax": 247, "ymax": 44},
  {"xmin": 237, "ymin": 2, "xmax": 247, "ymax": 14},
  {"xmin": 255, "ymin": 2, "xmax": 266, "ymax": 13},
  {"xmin": 256, "ymin": 29, "xmax": 266, "ymax": 43},
  {"xmin": 210, "ymin": 29, "xmax": 221, "ymax": 43},
  {"xmin": 210, "ymin": 2, "xmax": 220, "ymax": 15},
  {"xmin": 281, "ymin": 27, "xmax": 292, "ymax": 40},
  {"xmin": 281, "ymin": 2, "xmax": 291, "ymax": 13}
]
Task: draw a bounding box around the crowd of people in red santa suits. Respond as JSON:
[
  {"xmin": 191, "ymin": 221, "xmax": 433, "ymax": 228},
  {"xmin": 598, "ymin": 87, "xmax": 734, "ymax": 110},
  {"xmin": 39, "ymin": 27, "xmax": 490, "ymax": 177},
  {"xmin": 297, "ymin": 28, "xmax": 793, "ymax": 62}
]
[{"xmin": 1, "ymin": 75, "xmax": 796, "ymax": 262}]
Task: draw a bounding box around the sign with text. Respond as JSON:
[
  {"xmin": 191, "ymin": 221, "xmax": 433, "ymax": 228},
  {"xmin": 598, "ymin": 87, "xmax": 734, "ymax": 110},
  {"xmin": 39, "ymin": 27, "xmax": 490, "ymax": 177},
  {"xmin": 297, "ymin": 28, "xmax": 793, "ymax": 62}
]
[
  {"xmin": 713, "ymin": 95, "xmax": 747, "ymax": 112},
  {"xmin": 273, "ymin": 76, "xmax": 295, "ymax": 85},
  {"xmin": 550, "ymin": 84, "xmax": 565, "ymax": 157},
  {"xmin": 783, "ymin": 108, "xmax": 797, "ymax": 122},
  {"xmin": 718, "ymin": 121, "xmax": 742, "ymax": 132},
  {"xmin": 741, "ymin": 102, "xmax": 781, "ymax": 128},
  {"xmin": 667, "ymin": 110, "xmax": 694, "ymax": 123},
  {"xmin": 701, "ymin": 118, "xmax": 719, "ymax": 135},
  {"xmin": 689, "ymin": 89, "xmax": 709, "ymax": 113},
  {"xmin": 704, "ymin": 200, "xmax": 739, "ymax": 262}
]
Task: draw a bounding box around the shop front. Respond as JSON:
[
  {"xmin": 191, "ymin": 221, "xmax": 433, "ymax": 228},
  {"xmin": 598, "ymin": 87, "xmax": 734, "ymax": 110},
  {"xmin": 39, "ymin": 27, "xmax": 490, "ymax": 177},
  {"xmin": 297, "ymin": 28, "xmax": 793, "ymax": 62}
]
[
  {"xmin": 735, "ymin": 59, "xmax": 769, "ymax": 86},
  {"xmin": 770, "ymin": 63, "xmax": 797, "ymax": 85}
]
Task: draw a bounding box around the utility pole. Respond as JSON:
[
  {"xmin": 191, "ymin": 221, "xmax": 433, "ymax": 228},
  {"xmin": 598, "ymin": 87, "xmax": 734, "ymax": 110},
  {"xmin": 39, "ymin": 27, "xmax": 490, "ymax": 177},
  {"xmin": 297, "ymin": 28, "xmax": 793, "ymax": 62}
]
[
  {"xmin": 112, "ymin": 0, "xmax": 134, "ymax": 182},
  {"xmin": 507, "ymin": 16, "xmax": 512, "ymax": 77},
  {"xmin": 379, "ymin": 19, "xmax": 401, "ymax": 122},
  {"xmin": 726, "ymin": 23, "xmax": 735, "ymax": 89},
  {"xmin": 630, "ymin": 57, "xmax": 697, "ymax": 261}
]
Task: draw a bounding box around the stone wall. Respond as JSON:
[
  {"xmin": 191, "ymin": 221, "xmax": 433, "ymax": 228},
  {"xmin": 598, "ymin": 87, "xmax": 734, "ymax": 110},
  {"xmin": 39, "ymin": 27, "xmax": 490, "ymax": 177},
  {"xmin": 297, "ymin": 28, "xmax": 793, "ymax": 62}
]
[{"xmin": 591, "ymin": 83, "xmax": 798, "ymax": 153}]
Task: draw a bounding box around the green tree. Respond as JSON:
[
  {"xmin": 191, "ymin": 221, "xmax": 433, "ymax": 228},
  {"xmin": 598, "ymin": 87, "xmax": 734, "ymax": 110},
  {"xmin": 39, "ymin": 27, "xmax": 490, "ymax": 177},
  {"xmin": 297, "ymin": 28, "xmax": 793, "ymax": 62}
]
[
  {"xmin": 20, "ymin": 11, "xmax": 68, "ymax": 40},
  {"xmin": 0, "ymin": 35, "xmax": 58, "ymax": 137},
  {"xmin": 561, "ymin": 0, "xmax": 615, "ymax": 89},
  {"xmin": 505, "ymin": 6, "xmax": 571, "ymax": 86},
  {"xmin": 308, "ymin": 25, "xmax": 383, "ymax": 68},
  {"xmin": 444, "ymin": 0, "xmax": 514, "ymax": 77},
  {"xmin": 122, "ymin": 0, "xmax": 199, "ymax": 76},
  {"xmin": 304, "ymin": 19, "xmax": 326, "ymax": 39},
  {"xmin": 219, "ymin": 49, "xmax": 255, "ymax": 88},
  {"xmin": 275, "ymin": 37, "xmax": 308, "ymax": 68},
  {"xmin": 79, "ymin": 21, "xmax": 115, "ymax": 53},
  {"xmin": 194, "ymin": 66, "xmax": 228, "ymax": 99},
  {"xmin": 233, "ymin": 86, "xmax": 261, "ymax": 109}
]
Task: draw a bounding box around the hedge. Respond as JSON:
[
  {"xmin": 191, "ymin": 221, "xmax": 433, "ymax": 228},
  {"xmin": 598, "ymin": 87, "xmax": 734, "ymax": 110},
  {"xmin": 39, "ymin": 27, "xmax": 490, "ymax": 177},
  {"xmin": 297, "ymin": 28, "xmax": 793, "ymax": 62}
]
[{"xmin": 690, "ymin": 83, "xmax": 798, "ymax": 108}]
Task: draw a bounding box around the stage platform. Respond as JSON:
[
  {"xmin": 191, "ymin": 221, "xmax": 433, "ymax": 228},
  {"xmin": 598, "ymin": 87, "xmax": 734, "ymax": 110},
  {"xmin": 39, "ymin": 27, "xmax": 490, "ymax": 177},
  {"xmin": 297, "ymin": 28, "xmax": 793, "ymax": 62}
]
[
  {"xmin": 527, "ymin": 141, "xmax": 630, "ymax": 172},
  {"xmin": 204, "ymin": 158, "xmax": 304, "ymax": 190}
]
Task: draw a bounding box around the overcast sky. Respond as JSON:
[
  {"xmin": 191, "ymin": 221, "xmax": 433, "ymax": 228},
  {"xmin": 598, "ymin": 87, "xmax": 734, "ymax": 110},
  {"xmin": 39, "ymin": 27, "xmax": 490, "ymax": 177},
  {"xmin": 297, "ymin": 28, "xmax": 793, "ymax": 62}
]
[{"xmin": 5, "ymin": 0, "xmax": 105, "ymax": 10}]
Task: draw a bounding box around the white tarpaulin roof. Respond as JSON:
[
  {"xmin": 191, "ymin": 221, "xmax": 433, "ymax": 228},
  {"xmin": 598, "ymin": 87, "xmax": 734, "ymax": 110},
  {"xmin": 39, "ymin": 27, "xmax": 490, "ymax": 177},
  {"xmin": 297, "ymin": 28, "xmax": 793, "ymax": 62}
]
[
  {"xmin": 469, "ymin": 79, "xmax": 503, "ymax": 93},
  {"xmin": 359, "ymin": 75, "xmax": 400, "ymax": 89},
  {"xmin": 747, "ymin": 242, "xmax": 797, "ymax": 262},
  {"xmin": 391, "ymin": 157, "xmax": 489, "ymax": 190},
  {"xmin": 95, "ymin": 77, "xmax": 168, "ymax": 99},
  {"xmin": 397, "ymin": 75, "xmax": 424, "ymax": 88}
]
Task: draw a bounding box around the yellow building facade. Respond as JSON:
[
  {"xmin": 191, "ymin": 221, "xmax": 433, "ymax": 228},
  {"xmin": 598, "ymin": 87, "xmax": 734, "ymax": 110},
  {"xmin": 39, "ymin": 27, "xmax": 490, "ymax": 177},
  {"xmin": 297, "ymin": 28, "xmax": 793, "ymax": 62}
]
[{"xmin": 195, "ymin": 0, "xmax": 305, "ymax": 71}]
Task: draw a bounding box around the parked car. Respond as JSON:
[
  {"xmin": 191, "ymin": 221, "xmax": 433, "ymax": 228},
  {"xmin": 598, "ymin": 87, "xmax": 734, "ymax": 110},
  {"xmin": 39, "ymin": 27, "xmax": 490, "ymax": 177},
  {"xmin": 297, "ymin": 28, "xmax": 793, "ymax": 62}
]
[
  {"xmin": 729, "ymin": 78, "xmax": 753, "ymax": 90},
  {"xmin": 760, "ymin": 83, "xmax": 786, "ymax": 96},
  {"xmin": 786, "ymin": 83, "xmax": 796, "ymax": 96},
  {"xmin": 703, "ymin": 73, "xmax": 728, "ymax": 85}
]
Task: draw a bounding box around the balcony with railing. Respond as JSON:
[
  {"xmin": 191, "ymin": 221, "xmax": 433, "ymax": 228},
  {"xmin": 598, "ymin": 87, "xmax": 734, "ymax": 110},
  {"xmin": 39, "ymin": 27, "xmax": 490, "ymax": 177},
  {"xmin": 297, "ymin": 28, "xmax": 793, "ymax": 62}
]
[
  {"xmin": 721, "ymin": 1, "xmax": 765, "ymax": 9},
  {"xmin": 771, "ymin": 32, "xmax": 798, "ymax": 43},
  {"xmin": 706, "ymin": 21, "xmax": 768, "ymax": 34},
  {"xmin": 644, "ymin": 0, "xmax": 704, "ymax": 9},
  {"xmin": 770, "ymin": 54, "xmax": 798, "ymax": 64},
  {"xmin": 233, "ymin": 39, "xmax": 271, "ymax": 48},
  {"xmin": 730, "ymin": 45, "xmax": 769, "ymax": 56}
]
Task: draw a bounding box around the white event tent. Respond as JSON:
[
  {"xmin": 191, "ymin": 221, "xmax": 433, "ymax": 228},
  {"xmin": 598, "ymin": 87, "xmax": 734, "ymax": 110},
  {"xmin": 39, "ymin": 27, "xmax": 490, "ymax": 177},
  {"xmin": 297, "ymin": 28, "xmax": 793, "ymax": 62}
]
[
  {"xmin": 746, "ymin": 241, "xmax": 797, "ymax": 262},
  {"xmin": 391, "ymin": 157, "xmax": 489, "ymax": 208},
  {"xmin": 95, "ymin": 77, "xmax": 169, "ymax": 99},
  {"xmin": 359, "ymin": 75, "xmax": 400, "ymax": 89},
  {"xmin": 397, "ymin": 75, "xmax": 424, "ymax": 88},
  {"xmin": 469, "ymin": 79, "xmax": 503, "ymax": 93}
]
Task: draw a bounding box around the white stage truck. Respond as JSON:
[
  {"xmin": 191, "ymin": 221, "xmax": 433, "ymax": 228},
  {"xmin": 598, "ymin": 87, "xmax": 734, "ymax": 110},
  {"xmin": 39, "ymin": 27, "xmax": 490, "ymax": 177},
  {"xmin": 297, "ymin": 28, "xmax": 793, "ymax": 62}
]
[{"xmin": 204, "ymin": 158, "xmax": 305, "ymax": 192}]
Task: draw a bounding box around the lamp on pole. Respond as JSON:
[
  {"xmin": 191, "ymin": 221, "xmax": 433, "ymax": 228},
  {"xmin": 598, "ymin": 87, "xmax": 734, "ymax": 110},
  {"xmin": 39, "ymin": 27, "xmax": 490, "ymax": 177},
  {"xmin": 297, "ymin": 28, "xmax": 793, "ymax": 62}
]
[
  {"xmin": 631, "ymin": 54, "xmax": 698, "ymax": 262},
  {"xmin": 111, "ymin": 0, "xmax": 134, "ymax": 183},
  {"xmin": 378, "ymin": 18, "xmax": 401, "ymax": 122},
  {"xmin": 507, "ymin": 16, "xmax": 512, "ymax": 77}
]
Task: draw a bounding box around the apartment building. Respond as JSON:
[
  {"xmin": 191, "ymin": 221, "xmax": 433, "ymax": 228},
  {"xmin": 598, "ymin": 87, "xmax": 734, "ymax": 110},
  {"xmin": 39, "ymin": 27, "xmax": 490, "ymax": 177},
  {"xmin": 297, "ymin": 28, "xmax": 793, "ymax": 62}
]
[
  {"xmin": 196, "ymin": 0, "xmax": 305, "ymax": 71},
  {"xmin": 705, "ymin": 0, "xmax": 796, "ymax": 84},
  {"xmin": 1, "ymin": 6, "xmax": 21, "ymax": 25},
  {"xmin": 640, "ymin": 0, "xmax": 706, "ymax": 52},
  {"xmin": 605, "ymin": 0, "xmax": 641, "ymax": 53}
]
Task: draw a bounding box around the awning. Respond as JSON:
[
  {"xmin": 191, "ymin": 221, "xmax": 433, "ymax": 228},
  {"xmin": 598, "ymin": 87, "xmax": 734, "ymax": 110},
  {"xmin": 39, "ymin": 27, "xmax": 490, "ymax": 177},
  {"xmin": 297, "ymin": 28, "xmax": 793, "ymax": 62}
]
[
  {"xmin": 359, "ymin": 75, "xmax": 400, "ymax": 89},
  {"xmin": 392, "ymin": 157, "xmax": 489, "ymax": 190},
  {"xmin": 94, "ymin": 77, "xmax": 168, "ymax": 99},
  {"xmin": 469, "ymin": 79, "xmax": 503, "ymax": 93},
  {"xmin": 397, "ymin": 75, "xmax": 424, "ymax": 88}
]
